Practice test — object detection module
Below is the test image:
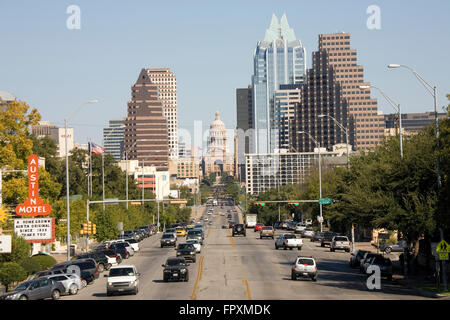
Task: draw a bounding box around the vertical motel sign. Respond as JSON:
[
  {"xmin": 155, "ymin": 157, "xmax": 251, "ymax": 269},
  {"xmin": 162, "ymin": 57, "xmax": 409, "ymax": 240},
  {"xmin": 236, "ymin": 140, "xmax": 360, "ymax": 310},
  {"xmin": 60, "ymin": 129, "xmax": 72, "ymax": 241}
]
[{"xmin": 15, "ymin": 155, "xmax": 52, "ymax": 217}]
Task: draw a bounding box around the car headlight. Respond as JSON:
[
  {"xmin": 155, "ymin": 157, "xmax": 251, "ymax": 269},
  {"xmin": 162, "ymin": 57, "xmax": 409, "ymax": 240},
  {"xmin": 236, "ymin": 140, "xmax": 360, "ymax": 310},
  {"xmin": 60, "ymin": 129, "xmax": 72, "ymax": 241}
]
[
  {"xmin": 176, "ymin": 252, "xmax": 181, "ymax": 255},
  {"xmin": 129, "ymin": 281, "xmax": 135, "ymax": 286},
  {"xmin": 190, "ymin": 252, "xmax": 195, "ymax": 255},
  {"xmin": 181, "ymin": 269, "xmax": 187, "ymax": 273},
  {"xmin": 6, "ymin": 293, "xmax": 20, "ymax": 300},
  {"xmin": 108, "ymin": 282, "xmax": 113, "ymax": 286}
]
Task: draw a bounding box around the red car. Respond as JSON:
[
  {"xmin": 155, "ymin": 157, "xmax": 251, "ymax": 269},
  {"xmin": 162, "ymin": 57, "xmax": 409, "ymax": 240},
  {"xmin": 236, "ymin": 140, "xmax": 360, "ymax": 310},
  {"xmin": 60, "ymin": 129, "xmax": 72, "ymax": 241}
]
[{"xmin": 254, "ymin": 223, "xmax": 264, "ymax": 232}]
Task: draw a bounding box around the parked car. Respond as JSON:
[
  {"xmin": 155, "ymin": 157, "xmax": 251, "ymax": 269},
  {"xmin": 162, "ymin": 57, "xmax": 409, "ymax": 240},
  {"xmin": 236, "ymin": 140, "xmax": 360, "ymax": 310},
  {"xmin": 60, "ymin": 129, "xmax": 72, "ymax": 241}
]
[
  {"xmin": 379, "ymin": 240, "xmax": 406, "ymax": 254},
  {"xmin": 138, "ymin": 225, "xmax": 151, "ymax": 237},
  {"xmin": 291, "ymin": 256, "xmax": 317, "ymax": 281},
  {"xmin": 73, "ymin": 251, "xmax": 114, "ymax": 272},
  {"xmin": 366, "ymin": 255, "xmax": 393, "ymax": 281},
  {"xmin": 93, "ymin": 248, "xmax": 123, "ymax": 265},
  {"xmin": 330, "ymin": 236, "xmax": 351, "ymax": 252},
  {"xmin": 161, "ymin": 233, "xmax": 177, "ymax": 247},
  {"xmin": 43, "ymin": 274, "xmax": 83, "ymax": 295},
  {"xmin": 123, "ymin": 238, "xmax": 140, "ymax": 252},
  {"xmin": 51, "ymin": 258, "xmax": 99, "ymax": 286},
  {"xmin": 275, "ymin": 234, "xmax": 303, "ymax": 250},
  {"xmin": 232, "ymin": 224, "xmax": 246, "ymax": 237},
  {"xmin": 186, "ymin": 239, "xmax": 201, "ymax": 253},
  {"xmin": 260, "ymin": 226, "xmax": 275, "ymax": 239},
  {"xmin": 106, "ymin": 265, "xmax": 140, "ymax": 296},
  {"xmin": 110, "ymin": 242, "xmax": 134, "ymax": 258},
  {"xmin": 0, "ymin": 278, "xmax": 65, "ymax": 300},
  {"xmin": 175, "ymin": 243, "xmax": 197, "ymax": 262},
  {"xmin": 186, "ymin": 230, "xmax": 203, "ymax": 244},
  {"xmin": 320, "ymin": 231, "xmax": 338, "ymax": 247},
  {"xmin": 311, "ymin": 232, "xmax": 324, "ymax": 242},
  {"xmin": 301, "ymin": 228, "xmax": 315, "ymax": 238},
  {"xmin": 349, "ymin": 249, "xmax": 370, "ymax": 268},
  {"xmin": 123, "ymin": 230, "xmax": 138, "ymax": 241},
  {"xmin": 254, "ymin": 223, "xmax": 264, "ymax": 232},
  {"xmin": 360, "ymin": 252, "xmax": 383, "ymax": 273},
  {"xmin": 294, "ymin": 223, "xmax": 307, "ymax": 234},
  {"xmin": 273, "ymin": 221, "xmax": 281, "ymax": 230},
  {"xmin": 162, "ymin": 257, "xmax": 190, "ymax": 282}
]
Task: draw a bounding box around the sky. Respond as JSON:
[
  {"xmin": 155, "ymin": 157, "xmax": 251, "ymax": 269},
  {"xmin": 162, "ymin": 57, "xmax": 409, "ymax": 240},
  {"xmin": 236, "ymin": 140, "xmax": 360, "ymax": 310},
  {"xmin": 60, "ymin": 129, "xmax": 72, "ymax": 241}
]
[{"xmin": 1, "ymin": 0, "xmax": 449, "ymax": 149}]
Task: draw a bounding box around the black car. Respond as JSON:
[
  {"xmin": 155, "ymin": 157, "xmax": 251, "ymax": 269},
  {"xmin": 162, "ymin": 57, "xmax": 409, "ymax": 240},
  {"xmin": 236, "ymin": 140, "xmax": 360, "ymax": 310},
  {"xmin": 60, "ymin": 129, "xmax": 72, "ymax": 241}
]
[
  {"xmin": 349, "ymin": 249, "xmax": 370, "ymax": 268},
  {"xmin": 109, "ymin": 242, "xmax": 132, "ymax": 259},
  {"xmin": 228, "ymin": 221, "xmax": 235, "ymax": 229},
  {"xmin": 139, "ymin": 225, "xmax": 151, "ymax": 237},
  {"xmin": 161, "ymin": 233, "xmax": 177, "ymax": 247},
  {"xmin": 50, "ymin": 258, "xmax": 99, "ymax": 285},
  {"xmin": 73, "ymin": 252, "xmax": 110, "ymax": 272},
  {"xmin": 162, "ymin": 257, "xmax": 190, "ymax": 282},
  {"xmin": 175, "ymin": 243, "xmax": 197, "ymax": 262},
  {"xmin": 311, "ymin": 232, "xmax": 325, "ymax": 242},
  {"xmin": 93, "ymin": 248, "xmax": 123, "ymax": 264},
  {"xmin": 320, "ymin": 231, "xmax": 338, "ymax": 247},
  {"xmin": 232, "ymin": 224, "xmax": 246, "ymax": 237}
]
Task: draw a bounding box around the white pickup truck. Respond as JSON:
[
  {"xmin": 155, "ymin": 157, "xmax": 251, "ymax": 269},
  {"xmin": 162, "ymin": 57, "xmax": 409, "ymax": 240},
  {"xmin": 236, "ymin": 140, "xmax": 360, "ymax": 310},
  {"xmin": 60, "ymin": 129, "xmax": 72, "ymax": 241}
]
[
  {"xmin": 245, "ymin": 214, "xmax": 257, "ymax": 228},
  {"xmin": 275, "ymin": 234, "xmax": 303, "ymax": 250}
]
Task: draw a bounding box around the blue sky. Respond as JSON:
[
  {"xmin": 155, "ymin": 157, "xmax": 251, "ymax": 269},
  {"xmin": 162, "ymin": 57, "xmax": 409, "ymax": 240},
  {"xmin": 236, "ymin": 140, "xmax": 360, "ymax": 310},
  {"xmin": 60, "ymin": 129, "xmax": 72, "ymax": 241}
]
[{"xmin": 1, "ymin": 0, "xmax": 449, "ymax": 148}]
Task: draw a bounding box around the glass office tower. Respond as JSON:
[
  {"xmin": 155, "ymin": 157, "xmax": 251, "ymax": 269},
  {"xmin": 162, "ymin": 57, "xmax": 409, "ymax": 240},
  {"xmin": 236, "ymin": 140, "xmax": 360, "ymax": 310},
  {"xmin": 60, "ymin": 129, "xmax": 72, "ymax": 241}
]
[{"xmin": 251, "ymin": 14, "xmax": 306, "ymax": 153}]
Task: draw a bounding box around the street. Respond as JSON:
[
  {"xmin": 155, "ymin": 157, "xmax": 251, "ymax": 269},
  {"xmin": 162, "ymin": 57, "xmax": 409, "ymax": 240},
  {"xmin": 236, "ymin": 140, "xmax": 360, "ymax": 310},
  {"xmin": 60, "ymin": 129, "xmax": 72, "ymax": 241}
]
[{"xmin": 61, "ymin": 204, "xmax": 429, "ymax": 300}]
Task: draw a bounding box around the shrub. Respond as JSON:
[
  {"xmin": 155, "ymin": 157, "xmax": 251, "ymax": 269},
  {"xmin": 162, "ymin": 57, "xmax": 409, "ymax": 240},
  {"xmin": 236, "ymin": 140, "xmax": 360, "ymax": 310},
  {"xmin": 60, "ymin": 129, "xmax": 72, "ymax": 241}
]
[
  {"xmin": 0, "ymin": 262, "xmax": 27, "ymax": 291},
  {"xmin": 31, "ymin": 254, "xmax": 57, "ymax": 270},
  {"xmin": 19, "ymin": 257, "xmax": 41, "ymax": 275}
]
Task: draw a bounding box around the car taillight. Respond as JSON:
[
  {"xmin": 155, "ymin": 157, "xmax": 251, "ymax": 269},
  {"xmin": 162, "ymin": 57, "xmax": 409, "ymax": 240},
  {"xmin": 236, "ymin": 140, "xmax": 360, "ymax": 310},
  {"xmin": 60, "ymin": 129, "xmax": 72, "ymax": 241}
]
[
  {"xmin": 96, "ymin": 264, "xmax": 99, "ymax": 274},
  {"xmin": 293, "ymin": 266, "xmax": 297, "ymax": 271}
]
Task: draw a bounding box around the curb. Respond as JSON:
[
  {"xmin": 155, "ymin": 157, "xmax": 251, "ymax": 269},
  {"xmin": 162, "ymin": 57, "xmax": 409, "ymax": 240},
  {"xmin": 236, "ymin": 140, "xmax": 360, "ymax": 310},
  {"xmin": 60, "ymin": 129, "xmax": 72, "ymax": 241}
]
[{"xmin": 396, "ymin": 280, "xmax": 450, "ymax": 299}]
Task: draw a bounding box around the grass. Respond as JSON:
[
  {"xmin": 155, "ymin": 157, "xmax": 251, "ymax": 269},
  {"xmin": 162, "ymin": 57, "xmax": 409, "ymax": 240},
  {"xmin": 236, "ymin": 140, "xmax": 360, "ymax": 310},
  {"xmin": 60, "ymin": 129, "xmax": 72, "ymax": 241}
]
[{"xmin": 415, "ymin": 284, "xmax": 450, "ymax": 295}]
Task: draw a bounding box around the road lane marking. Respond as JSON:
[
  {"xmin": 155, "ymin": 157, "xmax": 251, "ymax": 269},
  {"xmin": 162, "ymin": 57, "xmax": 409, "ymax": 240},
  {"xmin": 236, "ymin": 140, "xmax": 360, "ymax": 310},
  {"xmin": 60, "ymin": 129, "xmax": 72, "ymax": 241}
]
[
  {"xmin": 228, "ymin": 230, "xmax": 236, "ymax": 248},
  {"xmin": 242, "ymin": 280, "xmax": 252, "ymax": 300},
  {"xmin": 207, "ymin": 229, "xmax": 211, "ymax": 238},
  {"xmin": 190, "ymin": 255, "xmax": 204, "ymax": 300}
]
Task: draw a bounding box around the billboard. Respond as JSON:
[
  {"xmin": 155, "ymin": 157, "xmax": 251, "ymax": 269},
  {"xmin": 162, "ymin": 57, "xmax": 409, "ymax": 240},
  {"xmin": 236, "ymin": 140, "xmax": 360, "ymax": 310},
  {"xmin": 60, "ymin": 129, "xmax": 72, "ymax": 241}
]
[{"xmin": 14, "ymin": 218, "xmax": 55, "ymax": 243}]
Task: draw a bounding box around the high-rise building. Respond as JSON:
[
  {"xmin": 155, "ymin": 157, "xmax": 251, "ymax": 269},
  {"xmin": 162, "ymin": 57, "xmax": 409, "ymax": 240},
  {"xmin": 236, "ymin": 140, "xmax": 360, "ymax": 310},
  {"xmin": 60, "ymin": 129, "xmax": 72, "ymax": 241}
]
[
  {"xmin": 274, "ymin": 86, "xmax": 301, "ymax": 151},
  {"xmin": 31, "ymin": 121, "xmax": 74, "ymax": 157},
  {"xmin": 236, "ymin": 86, "xmax": 253, "ymax": 166},
  {"xmin": 384, "ymin": 111, "xmax": 447, "ymax": 134},
  {"xmin": 103, "ymin": 119, "xmax": 125, "ymax": 160},
  {"xmin": 251, "ymin": 14, "xmax": 306, "ymax": 154},
  {"xmin": 123, "ymin": 69, "xmax": 169, "ymax": 171},
  {"xmin": 143, "ymin": 68, "xmax": 178, "ymax": 159}
]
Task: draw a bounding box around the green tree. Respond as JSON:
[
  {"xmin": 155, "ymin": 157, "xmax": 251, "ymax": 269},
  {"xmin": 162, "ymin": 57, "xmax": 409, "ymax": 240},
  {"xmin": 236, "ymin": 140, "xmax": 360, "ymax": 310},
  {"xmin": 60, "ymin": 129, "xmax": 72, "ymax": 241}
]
[
  {"xmin": 0, "ymin": 262, "xmax": 27, "ymax": 291},
  {"xmin": 0, "ymin": 234, "xmax": 31, "ymax": 264}
]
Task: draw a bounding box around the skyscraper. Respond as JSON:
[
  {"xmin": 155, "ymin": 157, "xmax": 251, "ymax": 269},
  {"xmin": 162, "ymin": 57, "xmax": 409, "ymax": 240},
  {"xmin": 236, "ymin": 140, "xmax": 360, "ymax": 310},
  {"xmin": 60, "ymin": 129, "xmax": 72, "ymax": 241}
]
[
  {"xmin": 236, "ymin": 85, "xmax": 253, "ymax": 166},
  {"xmin": 103, "ymin": 119, "xmax": 125, "ymax": 160},
  {"xmin": 251, "ymin": 14, "xmax": 306, "ymax": 154},
  {"xmin": 123, "ymin": 69, "xmax": 169, "ymax": 171},
  {"xmin": 143, "ymin": 68, "xmax": 178, "ymax": 159}
]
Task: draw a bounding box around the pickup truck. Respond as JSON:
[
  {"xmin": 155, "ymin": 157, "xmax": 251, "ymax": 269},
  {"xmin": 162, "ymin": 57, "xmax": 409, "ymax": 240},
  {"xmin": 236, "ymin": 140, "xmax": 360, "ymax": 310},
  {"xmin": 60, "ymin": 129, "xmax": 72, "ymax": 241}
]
[
  {"xmin": 275, "ymin": 234, "xmax": 303, "ymax": 250},
  {"xmin": 320, "ymin": 232, "xmax": 338, "ymax": 248},
  {"xmin": 330, "ymin": 236, "xmax": 351, "ymax": 252},
  {"xmin": 260, "ymin": 226, "xmax": 275, "ymax": 239}
]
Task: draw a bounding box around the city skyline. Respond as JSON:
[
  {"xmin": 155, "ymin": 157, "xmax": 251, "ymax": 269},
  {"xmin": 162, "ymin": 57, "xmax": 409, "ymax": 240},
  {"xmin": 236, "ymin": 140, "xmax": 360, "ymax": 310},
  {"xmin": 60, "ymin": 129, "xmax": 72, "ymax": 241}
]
[{"xmin": 1, "ymin": 1, "xmax": 449, "ymax": 148}]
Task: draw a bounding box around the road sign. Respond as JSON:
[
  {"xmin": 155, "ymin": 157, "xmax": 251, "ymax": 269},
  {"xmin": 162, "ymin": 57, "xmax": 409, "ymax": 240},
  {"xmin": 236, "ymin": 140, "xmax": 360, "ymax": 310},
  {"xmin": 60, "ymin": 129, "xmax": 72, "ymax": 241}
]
[
  {"xmin": 0, "ymin": 207, "xmax": 7, "ymax": 223},
  {"xmin": 436, "ymin": 240, "xmax": 450, "ymax": 253},
  {"xmin": 318, "ymin": 198, "xmax": 332, "ymax": 205},
  {"xmin": 317, "ymin": 216, "xmax": 324, "ymax": 223},
  {"xmin": 439, "ymin": 252, "xmax": 449, "ymax": 261}
]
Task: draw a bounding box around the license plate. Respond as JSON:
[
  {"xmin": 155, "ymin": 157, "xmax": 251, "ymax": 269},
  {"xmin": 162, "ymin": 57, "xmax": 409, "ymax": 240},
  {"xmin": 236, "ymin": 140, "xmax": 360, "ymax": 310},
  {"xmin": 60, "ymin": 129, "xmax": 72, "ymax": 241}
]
[
  {"xmin": 303, "ymin": 273, "xmax": 308, "ymax": 276},
  {"xmin": 118, "ymin": 288, "xmax": 124, "ymax": 291},
  {"xmin": 173, "ymin": 273, "xmax": 178, "ymax": 276}
]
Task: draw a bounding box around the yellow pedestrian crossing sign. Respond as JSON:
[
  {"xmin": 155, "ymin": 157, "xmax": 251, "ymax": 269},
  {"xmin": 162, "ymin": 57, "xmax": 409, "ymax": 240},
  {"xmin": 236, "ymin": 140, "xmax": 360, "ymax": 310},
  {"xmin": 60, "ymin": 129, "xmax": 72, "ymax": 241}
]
[{"xmin": 436, "ymin": 240, "xmax": 450, "ymax": 253}]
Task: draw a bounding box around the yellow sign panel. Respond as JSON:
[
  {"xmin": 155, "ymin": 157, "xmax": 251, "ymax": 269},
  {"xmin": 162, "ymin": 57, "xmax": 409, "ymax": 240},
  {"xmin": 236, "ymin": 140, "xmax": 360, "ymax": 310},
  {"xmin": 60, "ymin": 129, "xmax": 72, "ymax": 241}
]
[
  {"xmin": 439, "ymin": 252, "xmax": 449, "ymax": 261},
  {"xmin": 436, "ymin": 240, "xmax": 450, "ymax": 253},
  {"xmin": 0, "ymin": 207, "xmax": 8, "ymax": 223}
]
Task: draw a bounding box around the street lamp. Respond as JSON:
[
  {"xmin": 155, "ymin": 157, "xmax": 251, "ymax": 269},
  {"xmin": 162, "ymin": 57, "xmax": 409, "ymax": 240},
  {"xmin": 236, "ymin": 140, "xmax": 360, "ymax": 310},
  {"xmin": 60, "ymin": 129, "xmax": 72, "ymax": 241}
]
[
  {"xmin": 65, "ymin": 99, "xmax": 98, "ymax": 261},
  {"xmin": 298, "ymin": 131, "xmax": 323, "ymax": 232},
  {"xmin": 318, "ymin": 114, "xmax": 351, "ymax": 169},
  {"xmin": 388, "ymin": 63, "xmax": 445, "ymax": 289},
  {"xmin": 359, "ymin": 85, "xmax": 403, "ymax": 158}
]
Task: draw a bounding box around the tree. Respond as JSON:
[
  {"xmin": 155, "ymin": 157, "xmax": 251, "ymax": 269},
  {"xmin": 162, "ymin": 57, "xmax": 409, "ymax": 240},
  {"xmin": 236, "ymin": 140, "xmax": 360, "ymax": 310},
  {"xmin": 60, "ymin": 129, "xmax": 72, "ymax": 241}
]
[
  {"xmin": 0, "ymin": 234, "xmax": 31, "ymax": 264},
  {"xmin": 0, "ymin": 262, "xmax": 27, "ymax": 291}
]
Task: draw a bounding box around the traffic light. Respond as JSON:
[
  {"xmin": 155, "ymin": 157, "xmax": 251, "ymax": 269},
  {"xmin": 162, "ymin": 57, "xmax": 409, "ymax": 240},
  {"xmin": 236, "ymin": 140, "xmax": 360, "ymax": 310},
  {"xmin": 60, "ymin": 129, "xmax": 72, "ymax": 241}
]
[
  {"xmin": 92, "ymin": 224, "xmax": 96, "ymax": 234},
  {"xmin": 83, "ymin": 223, "xmax": 89, "ymax": 234},
  {"xmin": 87, "ymin": 221, "xmax": 92, "ymax": 234},
  {"xmin": 289, "ymin": 202, "xmax": 300, "ymax": 207},
  {"xmin": 255, "ymin": 202, "xmax": 265, "ymax": 207}
]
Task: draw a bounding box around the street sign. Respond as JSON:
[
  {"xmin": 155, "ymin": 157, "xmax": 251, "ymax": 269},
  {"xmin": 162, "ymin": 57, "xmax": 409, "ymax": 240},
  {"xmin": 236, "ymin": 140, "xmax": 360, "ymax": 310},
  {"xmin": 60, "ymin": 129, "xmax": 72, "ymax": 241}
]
[
  {"xmin": 0, "ymin": 235, "xmax": 12, "ymax": 253},
  {"xmin": 439, "ymin": 253, "xmax": 449, "ymax": 261},
  {"xmin": 317, "ymin": 216, "xmax": 324, "ymax": 223},
  {"xmin": 318, "ymin": 198, "xmax": 332, "ymax": 205},
  {"xmin": 436, "ymin": 240, "xmax": 450, "ymax": 253}
]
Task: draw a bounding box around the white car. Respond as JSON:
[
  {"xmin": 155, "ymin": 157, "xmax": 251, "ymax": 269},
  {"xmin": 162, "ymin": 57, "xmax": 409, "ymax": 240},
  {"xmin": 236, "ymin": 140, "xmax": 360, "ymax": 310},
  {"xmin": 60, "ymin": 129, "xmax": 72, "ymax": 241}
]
[
  {"xmin": 124, "ymin": 238, "xmax": 140, "ymax": 252},
  {"xmin": 294, "ymin": 224, "xmax": 306, "ymax": 234},
  {"xmin": 106, "ymin": 265, "xmax": 140, "ymax": 296},
  {"xmin": 45, "ymin": 273, "xmax": 84, "ymax": 295},
  {"xmin": 291, "ymin": 256, "xmax": 317, "ymax": 281},
  {"xmin": 275, "ymin": 234, "xmax": 303, "ymax": 250},
  {"xmin": 301, "ymin": 228, "xmax": 315, "ymax": 238},
  {"xmin": 186, "ymin": 239, "xmax": 201, "ymax": 253}
]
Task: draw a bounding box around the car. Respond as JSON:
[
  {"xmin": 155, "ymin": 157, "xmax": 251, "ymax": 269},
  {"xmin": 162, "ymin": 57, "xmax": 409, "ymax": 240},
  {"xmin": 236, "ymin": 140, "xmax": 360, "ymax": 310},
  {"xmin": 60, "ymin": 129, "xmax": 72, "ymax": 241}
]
[
  {"xmin": 193, "ymin": 228, "xmax": 205, "ymax": 240},
  {"xmin": 260, "ymin": 226, "xmax": 275, "ymax": 239},
  {"xmin": 273, "ymin": 221, "xmax": 281, "ymax": 230},
  {"xmin": 291, "ymin": 256, "xmax": 317, "ymax": 281},
  {"xmin": 73, "ymin": 251, "xmax": 114, "ymax": 272},
  {"xmin": 379, "ymin": 240, "xmax": 406, "ymax": 254},
  {"xmin": 294, "ymin": 223, "xmax": 307, "ymax": 234},
  {"xmin": 208, "ymin": 221, "xmax": 213, "ymax": 225},
  {"xmin": 186, "ymin": 239, "xmax": 201, "ymax": 253},
  {"xmin": 232, "ymin": 224, "xmax": 246, "ymax": 237},
  {"xmin": 109, "ymin": 242, "xmax": 134, "ymax": 258},
  {"xmin": 310, "ymin": 232, "xmax": 324, "ymax": 242},
  {"xmin": 360, "ymin": 252, "xmax": 383, "ymax": 273},
  {"xmin": 275, "ymin": 234, "xmax": 303, "ymax": 250},
  {"xmin": 204, "ymin": 217, "xmax": 209, "ymax": 222},
  {"xmin": 320, "ymin": 231, "xmax": 338, "ymax": 247},
  {"xmin": 186, "ymin": 229, "xmax": 203, "ymax": 244},
  {"xmin": 194, "ymin": 224, "xmax": 203, "ymax": 230},
  {"xmin": 165, "ymin": 228, "xmax": 177, "ymax": 237},
  {"xmin": 93, "ymin": 248, "xmax": 123, "ymax": 265},
  {"xmin": 228, "ymin": 221, "xmax": 235, "ymax": 229},
  {"xmin": 175, "ymin": 243, "xmax": 197, "ymax": 262},
  {"xmin": 42, "ymin": 274, "xmax": 83, "ymax": 295},
  {"xmin": 51, "ymin": 258, "xmax": 99, "ymax": 286},
  {"xmin": 161, "ymin": 233, "xmax": 177, "ymax": 247},
  {"xmin": 254, "ymin": 223, "xmax": 264, "ymax": 232},
  {"xmin": 305, "ymin": 219, "xmax": 313, "ymax": 226},
  {"xmin": 162, "ymin": 257, "xmax": 190, "ymax": 282},
  {"xmin": 349, "ymin": 250, "xmax": 370, "ymax": 268},
  {"xmin": 366, "ymin": 255, "xmax": 393, "ymax": 281},
  {"xmin": 123, "ymin": 238, "xmax": 140, "ymax": 252},
  {"xmin": 0, "ymin": 278, "xmax": 65, "ymax": 300},
  {"xmin": 106, "ymin": 265, "xmax": 140, "ymax": 296},
  {"xmin": 175, "ymin": 227, "xmax": 187, "ymax": 237},
  {"xmin": 139, "ymin": 225, "xmax": 151, "ymax": 237},
  {"xmin": 330, "ymin": 236, "xmax": 351, "ymax": 252},
  {"xmin": 301, "ymin": 228, "xmax": 315, "ymax": 238}
]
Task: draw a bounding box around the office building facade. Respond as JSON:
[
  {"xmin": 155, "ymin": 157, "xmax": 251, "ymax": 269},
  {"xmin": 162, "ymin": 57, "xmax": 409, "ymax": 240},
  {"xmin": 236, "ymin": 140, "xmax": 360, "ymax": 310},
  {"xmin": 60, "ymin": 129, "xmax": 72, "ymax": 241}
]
[{"xmin": 103, "ymin": 119, "xmax": 125, "ymax": 160}]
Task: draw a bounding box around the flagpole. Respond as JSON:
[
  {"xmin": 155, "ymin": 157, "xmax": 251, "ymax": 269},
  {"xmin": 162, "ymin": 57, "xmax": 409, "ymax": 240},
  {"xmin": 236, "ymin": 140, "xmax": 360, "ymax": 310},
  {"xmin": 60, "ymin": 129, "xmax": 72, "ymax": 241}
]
[
  {"xmin": 87, "ymin": 138, "xmax": 90, "ymax": 197},
  {"xmin": 102, "ymin": 152, "xmax": 105, "ymax": 212}
]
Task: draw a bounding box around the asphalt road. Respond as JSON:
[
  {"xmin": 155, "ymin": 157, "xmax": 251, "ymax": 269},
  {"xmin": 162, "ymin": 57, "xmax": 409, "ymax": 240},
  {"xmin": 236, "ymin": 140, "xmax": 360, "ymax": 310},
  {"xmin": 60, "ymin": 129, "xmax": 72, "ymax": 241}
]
[{"xmin": 62, "ymin": 204, "xmax": 429, "ymax": 300}]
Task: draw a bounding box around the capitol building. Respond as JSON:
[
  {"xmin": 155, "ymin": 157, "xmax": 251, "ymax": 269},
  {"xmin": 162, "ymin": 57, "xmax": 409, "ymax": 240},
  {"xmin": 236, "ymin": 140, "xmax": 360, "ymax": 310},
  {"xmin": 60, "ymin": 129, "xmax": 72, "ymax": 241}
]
[{"xmin": 202, "ymin": 111, "xmax": 235, "ymax": 177}]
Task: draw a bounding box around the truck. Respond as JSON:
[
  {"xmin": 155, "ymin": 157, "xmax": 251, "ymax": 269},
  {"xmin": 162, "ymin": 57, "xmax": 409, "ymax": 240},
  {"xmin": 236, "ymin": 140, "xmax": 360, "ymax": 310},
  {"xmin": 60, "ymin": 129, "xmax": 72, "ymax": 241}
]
[
  {"xmin": 245, "ymin": 214, "xmax": 257, "ymax": 228},
  {"xmin": 212, "ymin": 199, "xmax": 218, "ymax": 206}
]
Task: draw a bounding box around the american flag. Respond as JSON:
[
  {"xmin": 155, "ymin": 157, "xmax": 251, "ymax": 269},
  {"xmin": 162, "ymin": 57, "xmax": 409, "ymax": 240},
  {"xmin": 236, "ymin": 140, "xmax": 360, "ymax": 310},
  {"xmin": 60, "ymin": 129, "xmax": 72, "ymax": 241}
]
[{"xmin": 89, "ymin": 142, "xmax": 105, "ymax": 155}]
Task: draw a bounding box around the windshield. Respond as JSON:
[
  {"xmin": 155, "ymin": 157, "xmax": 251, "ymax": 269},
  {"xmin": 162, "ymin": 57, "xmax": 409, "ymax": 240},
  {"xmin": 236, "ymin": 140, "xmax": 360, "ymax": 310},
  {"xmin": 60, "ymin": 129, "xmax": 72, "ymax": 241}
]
[
  {"xmin": 162, "ymin": 234, "xmax": 174, "ymax": 239},
  {"xmin": 125, "ymin": 239, "xmax": 137, "ymax": 243},
  {"xmin": 335, "ymin": 237, "xmax": 349, "ymax": 241},
  {"xmin": 14, "ymin": 281, "xmax": 31, "ymax": 291},
  {"xmin": 186, "ymin": 240, "xmax": 199, "ymax": 244},
  {"xmin": 297, "ymin": 259, "xmax": 314, "ymax": 265},
  {"xmin": 188, "ymin": 231, "xmax": 202, "ymax": 236},
  {"xmin": 178, "ymin": 244, "xmax": 195, "ymax": 250},
  {"xmin": 166, "ymin": 229, "xmax": 176, "ymax": 233},
  {"xmin": 166, "ymin": 259, "xmax": 185, "ymax": 266},
  {"xmin": 285, "ymin": 234, "xmax": 296, "ymax": 239},
  {"xmin": 262, "ymin": 227, "xmax": 273, "ymax": 230},
  {"xmin": 109, "ymin": 268, "xmax": 135, "ymax": 277}
]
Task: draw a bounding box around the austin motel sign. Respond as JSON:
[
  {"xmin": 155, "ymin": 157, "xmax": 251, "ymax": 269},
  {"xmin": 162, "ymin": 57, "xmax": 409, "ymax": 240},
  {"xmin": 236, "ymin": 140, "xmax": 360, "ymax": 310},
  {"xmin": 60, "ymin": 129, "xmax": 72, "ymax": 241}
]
[{"xmin": 15, "ymin": 154, "xmax": 52, "ymax": 217}]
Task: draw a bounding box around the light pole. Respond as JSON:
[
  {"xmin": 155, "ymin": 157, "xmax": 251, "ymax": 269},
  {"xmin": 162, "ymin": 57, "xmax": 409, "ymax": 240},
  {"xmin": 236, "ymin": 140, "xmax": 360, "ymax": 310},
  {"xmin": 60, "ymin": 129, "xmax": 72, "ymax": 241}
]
[
  {"xmin": 298, "ymin": 131, "xmax": 323, "ymax": 232},
  {"xmin": 65, "ymin": 99, "xmax": 98, "ymax": 261},
  {"xmin": 359, "ymin": 85, "xmax": 403, "ymax": 158},
  {"xmin": 388, "ymin": 63, "xmax": 445, "ymax": 290},
  {"xmin": 318, "ymin": 114, "xmax": 351, "ymax": 169}
]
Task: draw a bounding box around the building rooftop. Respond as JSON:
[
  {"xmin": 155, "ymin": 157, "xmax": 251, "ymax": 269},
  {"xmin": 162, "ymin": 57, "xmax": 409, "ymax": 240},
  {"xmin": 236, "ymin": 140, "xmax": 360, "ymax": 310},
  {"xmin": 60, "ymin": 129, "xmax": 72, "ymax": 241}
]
[{"xmin": 0, "ymin": 91, "xmax": 16, "ymax": 102}]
